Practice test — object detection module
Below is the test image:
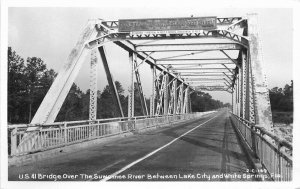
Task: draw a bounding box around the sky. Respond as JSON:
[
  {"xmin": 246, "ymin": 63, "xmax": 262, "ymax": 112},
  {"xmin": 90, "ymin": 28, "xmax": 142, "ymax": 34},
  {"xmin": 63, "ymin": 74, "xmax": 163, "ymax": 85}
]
[{"xmin": 8, "ymin": 8, "xmax": 293, "ymax": 104}]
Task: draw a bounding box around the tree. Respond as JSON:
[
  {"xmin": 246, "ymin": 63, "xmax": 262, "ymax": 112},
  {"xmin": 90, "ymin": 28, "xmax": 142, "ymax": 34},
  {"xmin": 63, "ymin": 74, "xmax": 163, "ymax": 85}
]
[
  {"xmin": 269, "ymin": 80, "xmax": 293, "ymax": 112},
  {"xmin": 7, "ymin": 47, "xmax": 26, "ymax": 123},
  {"xmin": 24, "ymin": 57, "xmax": 56, "ymax": 122},
  {"xmin": 55, "ymin": 83, "xmax": 85, "ymax": 122},
  {"xmin": 98, "ymin": 81, "xmax": 127, "ymax": 118}
]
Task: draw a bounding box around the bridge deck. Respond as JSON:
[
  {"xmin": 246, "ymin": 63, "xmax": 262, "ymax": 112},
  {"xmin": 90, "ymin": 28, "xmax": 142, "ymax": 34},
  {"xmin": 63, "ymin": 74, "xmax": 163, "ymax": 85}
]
[{"xmin": 8, "ymin": 110, "xmax": 257, "ymax": 181}]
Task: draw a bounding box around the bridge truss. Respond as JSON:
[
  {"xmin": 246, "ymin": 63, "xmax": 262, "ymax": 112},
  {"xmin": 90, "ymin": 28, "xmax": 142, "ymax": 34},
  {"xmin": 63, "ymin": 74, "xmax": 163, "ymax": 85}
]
[
  {"xmin": 12, "ymin": 14, "xmax": 293, "ymax": 181},
  {"xmin": 30, "ymin": 14, "xmax": 272, "ymax": 131}
]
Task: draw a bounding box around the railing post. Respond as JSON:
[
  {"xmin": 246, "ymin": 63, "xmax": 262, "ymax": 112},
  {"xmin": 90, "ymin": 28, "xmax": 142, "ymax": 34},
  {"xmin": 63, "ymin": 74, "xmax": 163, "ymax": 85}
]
[
  {"xmin": 134, "ymin": 117, "xmax": 137, "ymax": 131},
  {"xmin": 277, "ymin": 144, "xmax": 282, "ymax": 181},
  {"xmin": 11, "ymin": 128, "xmax": 17, "ymax": 156},
  {"xmin": 64, "ymin": 122, "xmax": 68, "ymax": 144}
]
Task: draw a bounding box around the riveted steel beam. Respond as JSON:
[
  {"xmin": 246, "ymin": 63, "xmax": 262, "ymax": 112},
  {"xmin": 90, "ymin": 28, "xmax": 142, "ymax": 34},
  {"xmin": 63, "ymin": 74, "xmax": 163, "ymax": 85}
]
[
  {"xmin": 170, "ymin": 68, "xmax": 233, "ymax": 71},
  {"xmin": 156, "ymin": 58, "xmax": 235, "ymax": 64},
  {"xmin": 178, "ymin": 71, "xmax": 232, "ymax": 74},
  {"xmin": 185, "ymin": 78, "xmax": 226, "ymax": 81},
  {"xmin": 89, "ymin": 49, "xmax": 98, "ymax": 121},
  {"xmin": 163, "ymin": 74, "xmax": 169, "ymax": 115},
  {"xmin": 181, "ymin": 74, "xmax": 232, "ymax": 77},
  {"xmin": 156, "ymin": 74, "xmax": 167, "ymax": 115},
  {"xmin": 150, "ymin": 65, "xmax": 156, "ymax": 116},
  {"xmin": 128, "ymin": 52, "xmax": 135, "ymax": 117},
  {"xmin": 136, "ymin": 43, "xmax": 242, "ymax": 52}
]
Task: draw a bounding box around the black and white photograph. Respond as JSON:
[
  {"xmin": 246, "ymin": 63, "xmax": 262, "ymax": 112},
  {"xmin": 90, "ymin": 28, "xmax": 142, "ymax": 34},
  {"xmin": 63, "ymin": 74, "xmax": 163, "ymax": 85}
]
[{"xmin": 1, "ymin": 0, "xmax": 300, "ymax": 188}]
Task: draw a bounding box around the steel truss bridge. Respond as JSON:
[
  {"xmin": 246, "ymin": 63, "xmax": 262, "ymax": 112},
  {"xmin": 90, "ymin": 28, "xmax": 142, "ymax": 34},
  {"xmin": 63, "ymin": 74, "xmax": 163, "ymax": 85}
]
[{"xmin": 8, "ymin": 14, "xmax": 292, "ymax": 181}]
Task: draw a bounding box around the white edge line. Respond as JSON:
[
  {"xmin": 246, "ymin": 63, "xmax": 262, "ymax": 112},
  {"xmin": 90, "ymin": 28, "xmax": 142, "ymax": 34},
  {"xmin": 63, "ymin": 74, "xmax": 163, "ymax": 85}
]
[{"xmin": 99, "ymin": 112, "xmax": 219, "ymax": 182}]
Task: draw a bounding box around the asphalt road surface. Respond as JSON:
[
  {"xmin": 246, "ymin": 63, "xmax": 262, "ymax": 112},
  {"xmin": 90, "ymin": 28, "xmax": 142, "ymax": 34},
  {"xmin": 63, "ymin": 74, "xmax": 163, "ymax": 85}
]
[{"xmin": 8, "ymin": 109, "xmax": 258, "ymax": 181}]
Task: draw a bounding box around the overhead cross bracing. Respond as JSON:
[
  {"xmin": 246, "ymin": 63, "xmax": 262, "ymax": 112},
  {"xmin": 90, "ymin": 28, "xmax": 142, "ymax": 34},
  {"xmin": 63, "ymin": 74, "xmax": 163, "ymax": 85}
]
[{"xmin": 30, "ymin": 16, "xmax": 247, "ymax": 125}]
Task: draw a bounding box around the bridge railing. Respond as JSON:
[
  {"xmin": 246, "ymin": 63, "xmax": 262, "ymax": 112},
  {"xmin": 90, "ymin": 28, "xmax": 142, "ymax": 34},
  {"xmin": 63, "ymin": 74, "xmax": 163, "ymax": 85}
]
[
  {"xmin": 230, "ymin": 113, "xmax": 292, "ymax": 181},
  {"xmin": 8, "ymin": 111, "xmax": 215, "ymax": 157}
]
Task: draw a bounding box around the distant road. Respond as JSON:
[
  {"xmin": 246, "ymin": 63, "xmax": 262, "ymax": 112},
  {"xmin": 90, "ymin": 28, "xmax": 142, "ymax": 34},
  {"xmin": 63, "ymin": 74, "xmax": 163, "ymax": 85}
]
[{"xmin": 9, "ymin": 109, "xmax": 257, "ymax": 181}]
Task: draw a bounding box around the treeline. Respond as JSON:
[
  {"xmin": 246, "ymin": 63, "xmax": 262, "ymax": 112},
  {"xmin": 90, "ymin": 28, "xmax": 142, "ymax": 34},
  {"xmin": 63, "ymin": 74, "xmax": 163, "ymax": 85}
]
[
  {"xmin": 8, "ymin": 47, "xmax": 227, "ymax": 124},
  {"xmin": 269, "ymin": 80, "xmax": 293, "ymax": 112},
  {"xmin": 191, "ymin": 91, "xmax": 230, "ymax": 111}
]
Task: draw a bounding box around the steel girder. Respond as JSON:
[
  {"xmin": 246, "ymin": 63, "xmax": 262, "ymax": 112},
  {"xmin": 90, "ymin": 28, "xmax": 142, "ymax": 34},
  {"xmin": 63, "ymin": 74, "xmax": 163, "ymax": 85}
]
[
  {"xmin": 163, "ymin": 74, "xmax": 170, "ymax": 115},
  {"xmin": 150, "ymin": 65, "xmax": 156, "ymax": 116},
  {"xmin": 241, "ymin": 50, "xmax": 247, "ymax": 119},
  {"xmin": 182, "ymin": 87, "xmax": 190, "ymax": 114},
  {"xmin": 135, "ymin": 43, "xmax": 242, "ymax": 52},
  {"xmin": 89, "ymin": 49, "xmax": 98, "ymax": 120},
  {"xmin": 168, "ymin": 80, "xmax": 178, "ymax": 115},
  {"xmin": 128, "ymin": 51, "xmax": 135, "ymax": 117},
  {"xmin": 177, "ymin": 84, "xmax": 185, "ymax": 114},
  {"xmin": 155, "ymin": 74, "xmax": 166, "ymax": 115}
]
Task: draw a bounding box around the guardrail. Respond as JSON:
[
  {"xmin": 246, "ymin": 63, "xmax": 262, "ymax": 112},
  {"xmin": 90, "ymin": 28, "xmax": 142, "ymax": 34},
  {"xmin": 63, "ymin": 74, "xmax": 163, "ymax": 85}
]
[
  {"xmin": 230, "ymin": 113, "xmax": 292, "ymax": 181},
  {"xmin": 8, "ymin": 111, "xmax": 215, "ymax": 157}
]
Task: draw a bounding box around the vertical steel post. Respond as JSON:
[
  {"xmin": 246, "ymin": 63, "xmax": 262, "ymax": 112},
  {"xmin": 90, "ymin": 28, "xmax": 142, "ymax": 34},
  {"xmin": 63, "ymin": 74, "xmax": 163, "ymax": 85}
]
[
  {"xmin": 181, "ymin": 85, "xmax": 185, "ymax": 114},
  {"xmin": 89, "ymin": 49, "xmax": 98, "ymax": 120},
  {"xmin": 163, "ymin": 74, "xmax": 169, "ymax": 115},
  {"xmin": 173, "ymin": 80, "xmax": 178, "ymax": 114},
  {"xmin": 235, "ymin": 74, "xmax": 240, "ymax": 116},
  {"xmin": 155, "ymin": 74, "xmax": 166, "ymax": 115},
  {"xmin": 186, "ymin": 87, "xmax": 190, "ymax": 113},
  {"xmin": 182, "ymin": 87, "xmax": 188, "ymax": 114},
  {"xmin": 243, "ymin": 50, "xmax": 250, "ymax": 121},
  {"xmin": 235, "ymin": 80, "xmax": 238, "ymax": 115},
  {"xmin": 249, "ymin": 54, "xmax": 256, "ymax": 123},
  {"xmin": 247, "ymin": 13, "xmax": 273, "ymax": 132},
  {"xmin": 176, "ymin": 83, "xmax": 183, "ymax": 114},
  {"xmin": 128, "ymin": 51, "xmax": 135, "ymax": 117},
  {"xmin": 239, "ymin": 54, "xmax": 244, "ymax": 118},
  {"xmin": 150, "ymin": 65, "xmax": 155, "ymax": 116},
  {"xmin": 239, "ymin": 74, "xmax": 242, "ymax": 116},
  {"xmin": 231, "ymin": 91, "xmax": 234, "ymax": 113}
]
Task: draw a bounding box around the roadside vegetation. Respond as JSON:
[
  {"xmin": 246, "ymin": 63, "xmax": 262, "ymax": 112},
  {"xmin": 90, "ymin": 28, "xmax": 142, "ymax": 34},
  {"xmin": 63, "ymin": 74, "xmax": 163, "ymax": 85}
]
[{"xmin": 269, "ymin": 81, "xmax": 293, "ymax": 143}]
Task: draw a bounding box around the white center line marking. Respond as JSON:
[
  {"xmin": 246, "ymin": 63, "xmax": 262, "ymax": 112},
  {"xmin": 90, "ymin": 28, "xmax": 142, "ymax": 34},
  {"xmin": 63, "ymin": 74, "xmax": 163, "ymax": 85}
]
[{"xmin": 99, "ymin": 112, "xmax": 219, "ymax": 182}]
